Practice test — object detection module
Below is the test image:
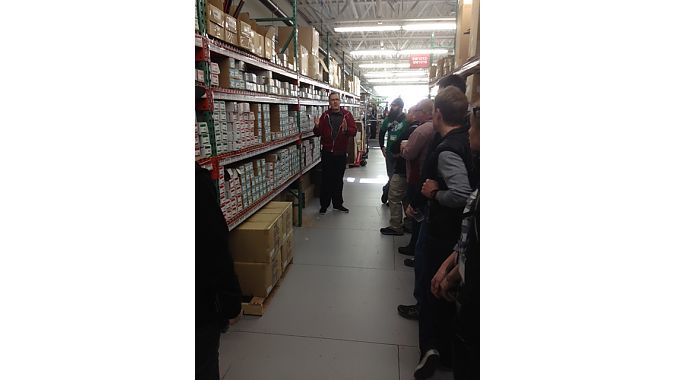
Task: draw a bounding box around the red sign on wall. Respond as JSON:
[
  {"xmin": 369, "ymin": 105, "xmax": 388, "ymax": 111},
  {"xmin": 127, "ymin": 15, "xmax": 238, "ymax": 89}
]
[{"xmin": 409, "ymin": 54, "xmax": 430, "ymax": 68}]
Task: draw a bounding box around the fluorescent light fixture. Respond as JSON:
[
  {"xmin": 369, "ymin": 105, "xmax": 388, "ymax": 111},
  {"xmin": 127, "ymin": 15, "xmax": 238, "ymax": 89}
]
[
  {"xmin": 346, "ymin": 177, "xmax": 356, "ymax": 183},
  {"xmin": 359, "ymin": 63, "xmax": 410, "ymax": 69},
  {"xmin": 334, "ymin": 25, "xmax": 400, "ymax": 33},
  {"xmin": 351, "ymin": 49, "xmax": 448, "ymax": 57},
  {"xmin": 402, "ymin": 22, "xmax": 456, "ymax": 31},
  {"xmin": 335, "ymin": 22, "xmax": 456, "ymax": 33},
  {"xmin": 364, "ymin": 71, "xmax": 428, "ymax": 78},
  {"xmin": 368, "ymin": 78, "xmax": 428, "ymax": 83}
]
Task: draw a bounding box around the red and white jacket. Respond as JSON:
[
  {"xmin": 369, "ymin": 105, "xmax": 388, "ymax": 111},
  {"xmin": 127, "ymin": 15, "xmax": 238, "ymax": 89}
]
[{"xmin": 312, "ymin": 108, "xmax": 357, "ymax": 154}]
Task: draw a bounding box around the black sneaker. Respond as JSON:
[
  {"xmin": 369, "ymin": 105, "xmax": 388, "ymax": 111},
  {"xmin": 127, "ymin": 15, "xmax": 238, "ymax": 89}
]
[
  {"xmin": 404, "ymin": 258, "xmax": 415, "ymax": 267},
  {"xmin": 319, "ymin": 208, "xmax": 327, "ymax": 214},
  {"xmin": 398, "ymin": 246, "xmax": 414, "ymax": 256},
  {"xmin": 397, "ymin": 304, "xmax": 419, "ymax": 320},
  {"xmin": 414, "ymin": 349, "xmax": 440, "ymax": 379},
  {"xmin": 380, "ymin": 227, "xmax": 404, "ymax": 236},
  {"xmin": 333, "ymin": 205, "xmax": 349, "ymax": 213}
]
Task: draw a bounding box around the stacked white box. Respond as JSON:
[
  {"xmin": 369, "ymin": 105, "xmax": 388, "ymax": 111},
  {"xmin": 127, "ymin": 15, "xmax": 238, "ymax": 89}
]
[
  {"xmin": 197, "ymin": 122, "xmax": 212, "ymax": 157},
  {"xmin": 195, "ymin": 122, "xmax": 200, "ymax": 156}
]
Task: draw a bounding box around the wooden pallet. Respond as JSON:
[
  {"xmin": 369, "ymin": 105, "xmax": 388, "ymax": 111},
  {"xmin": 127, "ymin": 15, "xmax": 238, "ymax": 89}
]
[{"xmin": 241, "ymin": 258, "xmax": 293, "ymax": 316}]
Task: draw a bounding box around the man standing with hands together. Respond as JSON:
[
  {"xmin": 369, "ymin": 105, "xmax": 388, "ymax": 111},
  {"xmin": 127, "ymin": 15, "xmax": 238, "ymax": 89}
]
[{"xmin": 313, "ymin": 92, "xmax": 357, "ymax": 214}]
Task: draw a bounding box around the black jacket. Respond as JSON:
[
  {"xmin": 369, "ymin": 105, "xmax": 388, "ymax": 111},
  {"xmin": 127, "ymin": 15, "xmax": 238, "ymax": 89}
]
[
  {"xmin": 195, "ymin": 163, "xmax": 242, "ymax": 327},
  {"xmin": 421, "ymin": 126, "xmax": 474, "ymax": 240}
]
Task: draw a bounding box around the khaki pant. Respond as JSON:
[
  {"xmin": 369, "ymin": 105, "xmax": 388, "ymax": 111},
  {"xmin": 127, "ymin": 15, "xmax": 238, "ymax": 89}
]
[{"xmin": 387, "ymin": 173, "xmax": 406, "ymax": 231}]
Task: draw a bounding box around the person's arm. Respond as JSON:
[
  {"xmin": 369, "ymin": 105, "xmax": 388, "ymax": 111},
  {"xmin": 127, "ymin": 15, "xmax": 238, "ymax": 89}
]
[
  {"xmin": 378, "ymin": 119, "xmax": 389, "ymax": 149},
  {"xmin": 433, "ymin": 151, "xmax": 472, "ymax": 207},
  {"xmin": 313, "ymin": 113, "xmax": 323, "ymax": 136},
  {"xmin": 431, "ymin": 251, "xmax": 458, "ymax": 299},
  {"xmin": 401, "ymin": 125, "xmax": 427, "ymax": 160}
]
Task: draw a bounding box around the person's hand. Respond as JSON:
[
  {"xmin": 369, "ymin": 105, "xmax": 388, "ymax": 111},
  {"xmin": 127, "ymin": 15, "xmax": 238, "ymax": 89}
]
[
  {"xmin": 313, "ymin": 116, "xmax": 320, "ymax": 126},
  {"xmin": 440, "ymin": 274, "xmax": 460, "ymax": 302},
  {"xmin": 229, "ymin": 309, "xmax": 243, "ymax": 326},
  {"xmin": 405, "ymin": 205, "xmax": 415, "ymax": 218},
  {"xmin": 421, "ymin": 179, "xmax": 440, "ymax": 199},
  {"xmin": 431, "ymin": 252, "xmax": 457, "ymax": 298}
]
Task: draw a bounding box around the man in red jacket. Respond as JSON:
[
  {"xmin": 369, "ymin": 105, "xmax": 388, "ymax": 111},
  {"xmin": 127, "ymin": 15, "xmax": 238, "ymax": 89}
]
[{"xmin": 313, "ymin": 91, "xmax": 358, "ymax": 214}]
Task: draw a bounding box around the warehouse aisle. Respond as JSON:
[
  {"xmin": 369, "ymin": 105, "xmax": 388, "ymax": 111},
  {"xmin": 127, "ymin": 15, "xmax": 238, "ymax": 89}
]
[{"xmin": 219, "ymin": 141, "xmax": 453, "ymax": 379}]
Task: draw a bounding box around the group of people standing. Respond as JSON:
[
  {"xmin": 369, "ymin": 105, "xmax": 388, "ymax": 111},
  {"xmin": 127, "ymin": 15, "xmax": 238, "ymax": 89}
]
[{"xmin": 377, "ymin": 76, "xmax": 480, "ymax": 380}]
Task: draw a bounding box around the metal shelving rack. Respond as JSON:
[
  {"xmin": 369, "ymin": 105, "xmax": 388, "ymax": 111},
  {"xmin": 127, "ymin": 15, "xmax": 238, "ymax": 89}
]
[{"xmin": 195, "ymin": 0, "xmax": 361, "ymax": 229}]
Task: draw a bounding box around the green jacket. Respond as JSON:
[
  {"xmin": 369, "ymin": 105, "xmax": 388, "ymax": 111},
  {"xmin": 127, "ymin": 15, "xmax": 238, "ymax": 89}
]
[{"xmin": 379, "ymin": 115, "xmax": 408, "ymax": 152}]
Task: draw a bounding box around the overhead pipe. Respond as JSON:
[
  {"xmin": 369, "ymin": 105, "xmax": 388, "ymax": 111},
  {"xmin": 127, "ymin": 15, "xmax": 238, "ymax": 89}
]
[{"xmin": 258, "ymin": 0, "xmax": 328, "ymax": 56}]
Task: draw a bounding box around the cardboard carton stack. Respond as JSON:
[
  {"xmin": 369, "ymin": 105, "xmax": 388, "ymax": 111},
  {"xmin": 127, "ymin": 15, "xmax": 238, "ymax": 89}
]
[
  {"xmin": 265, "ymin": 145, "xmax": 301, "ymax": 189},
  {"xmin": 300, "ymin": 105, "xmax": 321, "ymax": 133},
  {"xmin": 206, "ymin": 4, "xmax": 225, "ymax": 41},
  {"xmin": 250, "ymin": 103, "xmax": 271, "ymax": 143},
  {"xmin": 300, "ymin": 136, "xmax": 321, "ymax": 170},
  {"xmin": 224, "ymin": 14, "xmax": 238, "ymax": 45},
  {"xmin": 229, "ymin": 212, "xmax": 283, "ymax": 298},
  {"xmin": 222, "ymin": 167, "xmax": 244, "ymax": 221},
  {"xmin": 195, "ymin": 122, "xmax": 200, "ymax": 157},
  {"xmin": 195, "ymin": 69, "xmax": 205, "ymax": 83},
  {"xmin": 269, "ymin": 104, "xmax": 293, "ymax": 140},
  {"xmin": 217, "ymin": 57, "xmax": 245, "ymax": 90},
  {"xmin": 196, "ymin": 121, "xmax": 212, "ymax": 157},
  {"xmin": 213, "ymin": 101, "xmax": 258, "ymax": 153},
  {"xmin": 260, "ymin": 202, "xmax": 295, "ymax": 269},
  {"xmin": 237, "ymin": 18, "xmax": 254, "ymax": 52}
]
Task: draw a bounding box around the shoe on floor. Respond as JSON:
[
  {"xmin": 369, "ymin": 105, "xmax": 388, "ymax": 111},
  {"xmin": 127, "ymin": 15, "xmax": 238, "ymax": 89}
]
[
  {"xmin": 333, "ymin": 205, "xmax": 349, "ymax": 213},
  {"xmin": 397, "ymin": 304, "xmax": 419, "ymax": 320},
  {"xmin": 380, "ymin": 226, "xmax": 404, "ymax": 236},
  {"xmin": 398, "ymin": 246, "xmax": 414, "ymax": 256},
  {"xmin": 414, "ymin": 349, "xmax": 440, "ymax": 379},
  {"xmin": 404, "ymin": 258, "xmax": 415, "ymax": 267},
  {"xmin": 319, "ymin": 208, "xmax": 327, "ymax": 214}
]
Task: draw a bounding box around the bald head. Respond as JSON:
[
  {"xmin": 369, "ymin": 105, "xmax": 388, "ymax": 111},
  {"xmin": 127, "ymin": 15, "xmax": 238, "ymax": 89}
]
[{"xmin": 415, "ymin": 99, "xmax": 434, "ymax": 122}]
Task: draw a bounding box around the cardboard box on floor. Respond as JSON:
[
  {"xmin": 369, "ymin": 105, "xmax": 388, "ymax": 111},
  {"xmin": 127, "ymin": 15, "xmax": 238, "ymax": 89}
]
[
  {"xmin": 261, "ymin": 202, "xmax": 293, "ymax": 240},
  {"xmin": 281, "ymin": 233, "xmax": 294, "ymax": 270},
  {"xmin": 248, "ymin": 211, "xmax": 285, "ymax": 245},
  {"xmin": 229, "ymin": 219, "xmax": 281, "ymax": 263},
  {"xmin": 234, "ymin": 249, "xmax": 282, "ymax": 298}
]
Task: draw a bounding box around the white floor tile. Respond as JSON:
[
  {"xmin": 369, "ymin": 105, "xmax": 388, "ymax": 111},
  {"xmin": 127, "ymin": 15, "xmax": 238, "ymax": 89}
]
[
  {"xmin": 217, "ymin": 145, "xmax": 430, "ymax": 379},
  {"xmin": 219, "ymin": 332, "xmax": 399, "ymax": 380}
]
